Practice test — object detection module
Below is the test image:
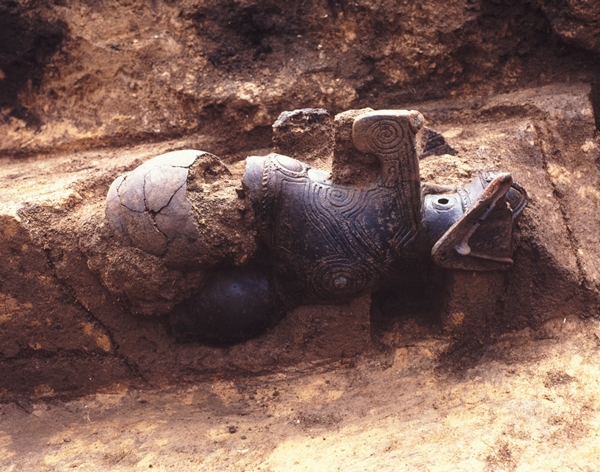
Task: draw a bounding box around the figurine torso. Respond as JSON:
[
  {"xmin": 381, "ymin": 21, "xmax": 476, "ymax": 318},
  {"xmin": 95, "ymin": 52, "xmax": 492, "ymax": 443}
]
[{"xmin": 245, "ymin": 153, "xmax": 419, "ymax": 302}]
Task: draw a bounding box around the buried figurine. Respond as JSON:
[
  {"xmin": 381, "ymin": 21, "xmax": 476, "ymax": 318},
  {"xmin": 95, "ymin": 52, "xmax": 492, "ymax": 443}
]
[{"xmin": 105, "ymin": 109, "xmax": 526, "ymax": 345}]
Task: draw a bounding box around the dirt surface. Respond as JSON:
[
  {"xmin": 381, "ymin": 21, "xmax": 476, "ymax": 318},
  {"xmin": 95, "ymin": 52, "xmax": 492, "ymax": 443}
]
[
  {"xmin": 3, "ymin": 0, "xmax": 600, "ymax": 469},
  {"xmin": 3, "ymin": 316, "xmax": 600, "ymax": 471}
]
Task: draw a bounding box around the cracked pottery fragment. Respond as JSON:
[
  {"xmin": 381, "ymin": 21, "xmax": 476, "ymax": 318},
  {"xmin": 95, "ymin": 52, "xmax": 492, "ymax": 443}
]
[{"xmin": 106, "ymin": 150, "xmax": 256, "ymax": 271}]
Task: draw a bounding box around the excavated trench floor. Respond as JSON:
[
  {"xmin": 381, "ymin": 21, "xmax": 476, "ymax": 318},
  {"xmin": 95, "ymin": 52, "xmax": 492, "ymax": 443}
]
[{"xmin": 3, "ymin": 316, "xmax": 600, "ymax": 471}]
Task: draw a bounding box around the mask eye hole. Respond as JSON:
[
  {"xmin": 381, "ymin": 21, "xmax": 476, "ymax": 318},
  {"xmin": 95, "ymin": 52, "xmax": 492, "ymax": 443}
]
[{"xmin": 432, "ymin": 196, "xmax": 455, "ymax": 211}]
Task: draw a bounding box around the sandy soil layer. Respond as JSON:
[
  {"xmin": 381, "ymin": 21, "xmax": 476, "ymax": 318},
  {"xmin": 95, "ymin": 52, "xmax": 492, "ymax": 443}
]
[
  {"xmin": 2, "ymin": 0, "xmax": 599, "ymax": 157},
  {"xmin": 2, "ymin": 315, "xmax": 600, "ymax": 471}
]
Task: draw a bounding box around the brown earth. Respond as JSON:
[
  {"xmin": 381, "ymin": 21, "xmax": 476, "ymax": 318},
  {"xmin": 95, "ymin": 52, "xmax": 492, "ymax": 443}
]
[
  {"xmin": 2, "ymin": 0, "xmax": 600, "ymax": 470},
  {"xmin": 1, "ymin": 0, "xmax": 599, "ymax": 158},
  {"xmin": 4, "ymin": 316, "xmax": 600, "ymax": 470}
]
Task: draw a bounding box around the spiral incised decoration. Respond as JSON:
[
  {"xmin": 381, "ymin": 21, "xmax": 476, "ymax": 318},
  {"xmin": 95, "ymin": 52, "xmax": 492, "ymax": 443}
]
[{"xmin": 364, "ymin": 119, "xmax": 405, "ymax": 154}]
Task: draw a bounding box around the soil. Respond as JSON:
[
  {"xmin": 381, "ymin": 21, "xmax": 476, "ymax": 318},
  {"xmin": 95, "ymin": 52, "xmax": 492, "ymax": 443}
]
[
  {"xmin": 1, "ymin": 0, "xmax": 599, "ymax": 158},
  {"xmin": 2, "ymin": 0, "xmax": 600, "ymax": 470},
  {"xmin": 3, "ymin": 316, "xmax": 600, "ymax": 470}
]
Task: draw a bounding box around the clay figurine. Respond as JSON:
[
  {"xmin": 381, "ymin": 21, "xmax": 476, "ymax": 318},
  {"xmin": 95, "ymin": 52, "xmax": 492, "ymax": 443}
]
[{"xmin": 105, "ymin": 109, "xmax": 527, "ymax": 345}]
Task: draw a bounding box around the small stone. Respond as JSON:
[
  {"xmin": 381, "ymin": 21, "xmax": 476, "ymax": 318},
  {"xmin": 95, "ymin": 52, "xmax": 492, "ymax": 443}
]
[{"xmin": 417, "ymin": 126, "xmax": 457, "ymax": 158}]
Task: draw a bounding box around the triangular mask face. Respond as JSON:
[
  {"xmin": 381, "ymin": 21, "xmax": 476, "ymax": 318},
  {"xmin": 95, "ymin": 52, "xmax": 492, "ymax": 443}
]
[{"xmin": 431, "ymin": 173, "xmax": 527, "ymax": 271}]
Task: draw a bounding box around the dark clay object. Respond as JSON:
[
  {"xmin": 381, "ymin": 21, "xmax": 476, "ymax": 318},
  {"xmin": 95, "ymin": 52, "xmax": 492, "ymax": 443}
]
[
  {"xmin": 242, "ymin": 110, "xmax": 526, "ymax": 304},
  {"xmin": 243, "ymin": 110, "xmax": 424, "ymax": 303},
  {"xmin": 169, "ymin": 267, "xmax": 279, "ymax": 346}
]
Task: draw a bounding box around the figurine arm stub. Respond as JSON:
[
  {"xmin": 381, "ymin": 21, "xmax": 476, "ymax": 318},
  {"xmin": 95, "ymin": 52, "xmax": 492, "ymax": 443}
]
[{"xmin": 352, "ymin": 110, "xmax": 425, "ymax": 237}]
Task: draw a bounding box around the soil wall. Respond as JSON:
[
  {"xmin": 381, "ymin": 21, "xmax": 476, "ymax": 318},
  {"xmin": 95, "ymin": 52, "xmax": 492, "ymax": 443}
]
[{"xmin": 1, "ymin": 0, "xmax": 599, "ymax": 157}]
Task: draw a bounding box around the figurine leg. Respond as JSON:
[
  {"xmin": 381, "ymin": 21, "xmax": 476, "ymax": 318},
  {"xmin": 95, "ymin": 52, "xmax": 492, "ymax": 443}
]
[{"xmin": 169, "ymin": 267, "xmax": 281, "ymax": 346}]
